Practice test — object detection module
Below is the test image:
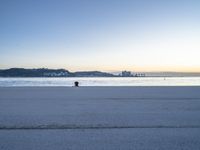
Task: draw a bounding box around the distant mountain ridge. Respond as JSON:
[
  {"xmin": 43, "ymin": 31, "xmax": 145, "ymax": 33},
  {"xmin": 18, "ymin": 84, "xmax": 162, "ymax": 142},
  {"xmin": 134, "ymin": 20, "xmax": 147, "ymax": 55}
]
[
  {"xmin": 0, "ymin": 68, "xmax": 199, "ymax": 77},
  {"xmin": 0, "ymin": 68, "xmax": 115, "ymax": 77}
]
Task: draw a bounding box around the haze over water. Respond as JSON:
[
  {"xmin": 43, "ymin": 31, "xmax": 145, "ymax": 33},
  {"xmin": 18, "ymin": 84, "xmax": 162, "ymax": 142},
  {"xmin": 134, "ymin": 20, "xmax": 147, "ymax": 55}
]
[{"xmin": 0, "ymin": 77, "xmax": 200, "ymax": 86}]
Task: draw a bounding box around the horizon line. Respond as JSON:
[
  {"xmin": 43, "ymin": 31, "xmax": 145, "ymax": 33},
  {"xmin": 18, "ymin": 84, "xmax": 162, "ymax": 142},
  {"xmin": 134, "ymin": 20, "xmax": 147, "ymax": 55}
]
[{"xmin": 1, "ymin": 67, "xmax": 200, "ymax": 73}]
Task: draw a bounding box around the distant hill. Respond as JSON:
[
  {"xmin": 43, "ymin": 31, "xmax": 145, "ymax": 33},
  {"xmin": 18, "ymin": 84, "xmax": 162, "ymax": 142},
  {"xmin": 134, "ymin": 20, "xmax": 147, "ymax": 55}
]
[
  {"xmin": 0, "ymin": 68, "xmax": 73, "ymax": 77},
  {"xmin": 74, "ymin": 71, "xmax": 115, "ymax": 77},
  {"xmin": 1, "ymin": 68, "xmax": 199, "ymax": 77},
  {"xmin": 0, "ymin": 68, "xmax": 115, "ymax": 77}
]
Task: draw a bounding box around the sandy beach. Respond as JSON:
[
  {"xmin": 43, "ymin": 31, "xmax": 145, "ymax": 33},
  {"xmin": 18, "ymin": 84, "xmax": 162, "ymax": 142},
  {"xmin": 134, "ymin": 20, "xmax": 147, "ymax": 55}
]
[{"xmin": 0, "ymin": 86, "xmax": 200, "ymax": 150}]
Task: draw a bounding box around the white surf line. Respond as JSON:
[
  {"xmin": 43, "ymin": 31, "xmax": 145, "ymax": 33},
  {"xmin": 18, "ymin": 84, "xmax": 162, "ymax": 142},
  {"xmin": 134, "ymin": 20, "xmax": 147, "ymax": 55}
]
[{"xmin": 0, "ymin": 125, "xmax": 200, "ymax": 130}]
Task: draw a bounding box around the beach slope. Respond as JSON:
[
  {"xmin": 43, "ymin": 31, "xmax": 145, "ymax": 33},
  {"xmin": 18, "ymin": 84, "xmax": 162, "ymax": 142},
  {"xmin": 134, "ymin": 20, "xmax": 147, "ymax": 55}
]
[{"xmin": 0, "ymin": 86, "xmax": 200, "ymax": 150}]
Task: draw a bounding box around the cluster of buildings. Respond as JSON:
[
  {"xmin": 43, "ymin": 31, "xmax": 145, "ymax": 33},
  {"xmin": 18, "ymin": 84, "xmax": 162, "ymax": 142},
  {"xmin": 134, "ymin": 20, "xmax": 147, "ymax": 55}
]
[
  {"xmin": 120, "ymin": 71, "xmax": 145, "ymax": 77},
  {"xmin": 43, "ymin": 71, "xmax": 69, "ymax": 77}
]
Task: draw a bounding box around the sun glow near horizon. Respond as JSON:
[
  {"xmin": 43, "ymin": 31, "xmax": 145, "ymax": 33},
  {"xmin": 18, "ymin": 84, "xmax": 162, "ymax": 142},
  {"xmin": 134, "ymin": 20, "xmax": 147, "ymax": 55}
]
[{"xmin": 1, "ymin": 0, "xmax": 200, "ymax": 72}]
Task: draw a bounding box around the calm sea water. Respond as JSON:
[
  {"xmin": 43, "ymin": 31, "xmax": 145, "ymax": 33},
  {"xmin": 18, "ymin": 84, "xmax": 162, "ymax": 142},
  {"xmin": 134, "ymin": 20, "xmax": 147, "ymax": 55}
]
[{"xmin": 0, "ymin": 77, "xmax": 200, "ymax": 86}]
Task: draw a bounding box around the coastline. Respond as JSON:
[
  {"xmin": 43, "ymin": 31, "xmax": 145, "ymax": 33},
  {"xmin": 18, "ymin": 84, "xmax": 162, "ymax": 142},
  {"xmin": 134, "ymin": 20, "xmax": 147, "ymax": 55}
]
[{"xmin": 1, "ymin": 77, "xmax": 200, "ymax": 87}]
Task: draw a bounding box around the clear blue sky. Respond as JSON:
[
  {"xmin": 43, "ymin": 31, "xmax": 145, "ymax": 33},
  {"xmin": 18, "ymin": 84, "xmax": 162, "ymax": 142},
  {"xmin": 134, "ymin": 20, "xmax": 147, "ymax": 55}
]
[{"xmin": 1, "ymin": 0, "xmax": 200, "ymax": 72}]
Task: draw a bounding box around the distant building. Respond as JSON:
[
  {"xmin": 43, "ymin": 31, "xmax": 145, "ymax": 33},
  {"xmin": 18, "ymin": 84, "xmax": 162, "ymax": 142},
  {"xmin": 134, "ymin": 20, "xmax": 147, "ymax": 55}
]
[
  {"xmin": 135, "ymin": 73, "xmax": 145, "ymax": 77},
  {"xmin": 121, "ymin": 71, "xmax": 133, "ymax": 77},
  {"xmin": 43, "ymin": 71, "xmax": 69, "ymax": 77},
  {"xmin": 119, "ymin": 71, "xmax": 146, "ymax": 77}
]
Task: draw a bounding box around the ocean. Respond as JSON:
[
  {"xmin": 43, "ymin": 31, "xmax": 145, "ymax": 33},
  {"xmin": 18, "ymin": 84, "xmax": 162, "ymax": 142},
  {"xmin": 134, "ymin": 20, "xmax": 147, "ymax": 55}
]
[{"xmin": 0, "ymin": 77, "xmax": 200, "ymax": 86}]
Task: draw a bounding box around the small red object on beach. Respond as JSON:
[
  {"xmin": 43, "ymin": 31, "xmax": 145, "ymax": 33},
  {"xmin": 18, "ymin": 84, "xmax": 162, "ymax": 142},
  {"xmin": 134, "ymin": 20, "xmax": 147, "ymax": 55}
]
[{"xmin": 74, "ymin": 81, "xmax": 79, "ymax": 87}]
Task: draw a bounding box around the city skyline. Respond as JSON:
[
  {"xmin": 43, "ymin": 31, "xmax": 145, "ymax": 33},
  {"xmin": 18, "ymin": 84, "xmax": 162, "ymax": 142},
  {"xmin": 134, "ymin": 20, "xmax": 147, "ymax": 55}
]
[{"xmin": 1, "ymin": 0, "xmax": 200, "ymax": 72}]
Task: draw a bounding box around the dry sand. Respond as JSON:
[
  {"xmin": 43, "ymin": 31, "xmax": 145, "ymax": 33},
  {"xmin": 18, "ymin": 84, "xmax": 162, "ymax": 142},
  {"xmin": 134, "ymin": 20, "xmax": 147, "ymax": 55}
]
[{"xmin": 0, "ymin": 86, "xmax": 200, "ymax": 150}]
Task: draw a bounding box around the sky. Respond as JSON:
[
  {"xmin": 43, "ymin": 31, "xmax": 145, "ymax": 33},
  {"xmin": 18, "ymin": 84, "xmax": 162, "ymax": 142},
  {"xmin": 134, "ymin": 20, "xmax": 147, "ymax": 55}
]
[{"xmin": 0, "ymin": 0, "xmax": 200, "ymax": 72}]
